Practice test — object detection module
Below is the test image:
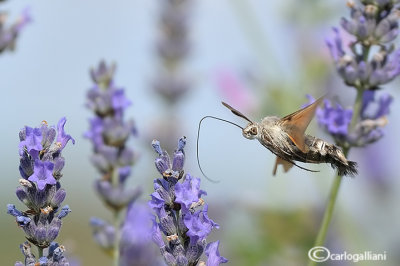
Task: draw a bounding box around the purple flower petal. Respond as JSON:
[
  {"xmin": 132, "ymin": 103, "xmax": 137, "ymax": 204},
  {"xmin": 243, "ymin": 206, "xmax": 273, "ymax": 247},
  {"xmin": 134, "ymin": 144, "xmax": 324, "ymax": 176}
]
[
  {"xmin": 57, "ymin": 205, "xmax": 71, "ymax": 219},
  {"xmin": 56, "ymin": 117, "xmax": 75, "ymax": 150},
  {"xmin": 28, "ymin": 160, "xmax": 56, "ymax": 190},
  {"xmin": 89, "ymin": 217, "xmax": 115, "ymax": 249},
  {"xmin": 205, "ymin": 241, "xmax": 228, "ymax": 266},
  {"xmin": 316, "ymin": 100, "xmax": 353, "ymax": 137},
  {"xmin": 376, "ymin": 93, "xmax": 393, "ymax": 118},
  {"xmin": 184, "ymin": 204, "xmax": 218, "ymax": 244},
  {"xmin": 151, "ymin": 216, "xmax": 165, "ymax": 248},
  {"xmin": 19, "ymin": 126, "xmax": 42, "ymax": 157},
  {"xmin": 111, "ymin": 88, "xmax": 132, "ymax": 110},
  {"xmin": 148, "ymin": 191, "xmax": 165, "ymax": 210},
  {"xmin": 175, "ymin": 174, "xmax": 206, "ymax": 212},
  {"xmin": 84, "ymin": 117, "xmax": 104, "ymax": 149}
]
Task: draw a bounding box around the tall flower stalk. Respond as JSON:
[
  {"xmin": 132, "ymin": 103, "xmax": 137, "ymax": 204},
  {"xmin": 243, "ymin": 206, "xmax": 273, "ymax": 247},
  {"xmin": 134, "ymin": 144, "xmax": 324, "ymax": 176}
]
[
  {"xmin": 85, "ymin": 61, "xmax": 141, "ymax": 266},
  {"xmin": 309, "ymin": 1, "xmax": 398, "ymax": 264},
  {"xmin": 151, "ymin": 0, "xmax": 193, "ymax": 152},
  {"xmin": 149, "ymin": 137, "xmax": 228, "ymax": 266},
  {"xmin": 7, "ymin": 118, "xmax": 74, "ymax": 265}
]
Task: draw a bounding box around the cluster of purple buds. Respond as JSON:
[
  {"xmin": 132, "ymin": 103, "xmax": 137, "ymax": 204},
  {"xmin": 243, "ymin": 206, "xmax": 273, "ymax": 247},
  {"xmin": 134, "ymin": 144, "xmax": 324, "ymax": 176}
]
[
  {"xmin": 7, "ymin": 118, "xmax": 74, "ymax": 265},
  {"xmin": 306, "ymin": 91, "xmax": 392, "ymax": 147},
  {"xmin": 327, "ymin": 1, "xmax": 400, "ymax": 90},
  {"xmin": 320, "ymin": 1, "xmax": 399, "ymax": 148},
  {"xmin": 153, "ymin": 0, "xmax": 192, "ymax": 104},
  {"xmin": 149, "ymin": 137, "xmax": 228, "ymax": 266},
  {"xmin": 0, "ymin": 7, "xmax": 31, "ymax": 53},
  {"xmin": 85, "ymin": 61, "xmax": 140, "ymax": 212},
  {"xmin": 15, "ymin": 242, "xmax": 69, "ymax": 266}
]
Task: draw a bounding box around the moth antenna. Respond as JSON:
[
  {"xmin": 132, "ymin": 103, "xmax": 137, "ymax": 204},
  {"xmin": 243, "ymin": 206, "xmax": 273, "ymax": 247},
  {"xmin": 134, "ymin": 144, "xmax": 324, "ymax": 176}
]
[
  {"xmin": 197, "ymin": 116, "xmax": 244, "ymax": 183},
  {"xmin": 221, "ymin": 102, "xmax": 253, "ymax": 123}
]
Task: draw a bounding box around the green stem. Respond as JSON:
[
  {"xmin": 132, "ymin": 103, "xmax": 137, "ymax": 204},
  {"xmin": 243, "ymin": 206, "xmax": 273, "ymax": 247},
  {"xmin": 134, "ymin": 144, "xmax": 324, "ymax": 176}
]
[
  {"xmin": 350, "ymin": 87, "xmax": 364, "ymax": 128},
  {"xmin": 308, "ymin": 86, "xmax": 364, "ymax": 266},
  {"xmin": 110, "ymin": 166, "xmax": 121, "ymax": 266},
  {"xmin": 111, "ymin": 167, "xmax": 119, "ymax": 188},
  {"xmin": 38, "ymin": 246, "xmax": 43, "ymax": 258},
  {"xmin": 308, "ymin": 150, "xmax": 347, "ymax": 266},
  {"xmin": 113, "ymin": 209, "xmax": 122, "ymax": 266}
]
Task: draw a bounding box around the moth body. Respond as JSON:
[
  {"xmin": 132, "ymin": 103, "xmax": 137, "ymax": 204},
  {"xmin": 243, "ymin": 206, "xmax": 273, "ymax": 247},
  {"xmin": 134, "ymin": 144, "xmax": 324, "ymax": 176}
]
[{"xmin": 222, "ymin": 98, "xmax": 358, "ymax": 177}]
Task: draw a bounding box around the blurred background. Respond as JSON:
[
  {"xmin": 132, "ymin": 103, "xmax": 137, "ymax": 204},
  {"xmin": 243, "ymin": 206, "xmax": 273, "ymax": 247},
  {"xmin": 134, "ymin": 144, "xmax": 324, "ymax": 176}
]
[{"xmin": 1, "ymin": 0, "xmax": 400, "ymax": 265}]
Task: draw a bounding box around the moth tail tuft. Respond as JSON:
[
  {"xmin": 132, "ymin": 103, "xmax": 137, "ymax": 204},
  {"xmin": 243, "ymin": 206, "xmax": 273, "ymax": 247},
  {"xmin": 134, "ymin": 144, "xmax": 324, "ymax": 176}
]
[
  {"xmin": 333, "ymin": 160, "xmax": 358, "ymax": 177},
  {"xmin": 325, "ymin": 144, "xmax": 358, "ymax": 177}
]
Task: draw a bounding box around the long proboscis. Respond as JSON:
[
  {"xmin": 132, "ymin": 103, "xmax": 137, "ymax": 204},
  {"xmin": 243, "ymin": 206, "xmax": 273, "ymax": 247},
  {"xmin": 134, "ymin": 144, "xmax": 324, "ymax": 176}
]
[{"xmin": 197, "ymin": 116, "xmax": 244, "ymax": 183}]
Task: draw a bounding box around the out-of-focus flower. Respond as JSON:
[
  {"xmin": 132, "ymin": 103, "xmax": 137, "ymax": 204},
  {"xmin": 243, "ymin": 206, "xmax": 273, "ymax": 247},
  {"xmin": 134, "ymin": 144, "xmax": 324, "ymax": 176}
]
[
  {"xmin": 305, "ymin": 93, "xmax": 392, "ymax": 147},
  {"xmin": 153, "ymin": 0, "xmax": 192, "ymax": 104},
  {"xmin": 90, "ymin": 60, "xmax": 116, "ymax": 86},
  {"xmin": 120, "ymin": 203, "xmax": 161, "ymax": 266},
  {"xmin": 148, "ymin": 0, "xmax": 194, "ymax": 154},
  {"xmin": 85, "ymin": 61, "xmax": 143, "ymax": 265},
  {"xmin": 8, "ymin": 118, "xmax": 74, "ymax": 264},
  {"xmin": 216, "ymin": 69, "xmax": 257, "ymax": 113},
  {"xmin": 149, "ymin": 137, "xmax": 227, "ymax": 265},
  {"xmin": 0, "ymin": 7, "xmax": 31, "ymax": 53},
  {"xmin": 314, "ymin": 97, "xmax": 353, "ymax": 137},
  {"xmin": 326, "ymin": 1, "xmax": 400, "ymax": 90},
  {"xmin": 85, "ymin": 61, "xmax": 139, "ymax": 212},
  {"xmin": 327, "ymin": 27, "xmax": 400, "ymax": 89},
  {"xmin": 90, "ymin": 217, "xmax": 116, "ymax": 251},
  {"xmin": 153, "ymin": 73, "xmax": 191, "ymax": 104}
]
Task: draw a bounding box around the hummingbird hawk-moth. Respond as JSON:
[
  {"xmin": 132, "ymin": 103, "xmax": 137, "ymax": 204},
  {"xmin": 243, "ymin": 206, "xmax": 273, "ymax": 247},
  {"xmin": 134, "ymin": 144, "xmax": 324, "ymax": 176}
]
[
  {"xmin": 220, "ymin": 97, "xmax": 358, "ymax": 177},
  {"xmin": 197, "ymin": 97, "xmax": 358, "ymax": 181}
]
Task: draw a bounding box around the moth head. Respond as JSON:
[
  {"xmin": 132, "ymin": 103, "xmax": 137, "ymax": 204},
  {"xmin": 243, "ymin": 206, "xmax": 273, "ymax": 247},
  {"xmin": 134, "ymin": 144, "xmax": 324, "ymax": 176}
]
[{"xmin": 242, "ymin": 123, "xmax": 259, "ymax": 139}]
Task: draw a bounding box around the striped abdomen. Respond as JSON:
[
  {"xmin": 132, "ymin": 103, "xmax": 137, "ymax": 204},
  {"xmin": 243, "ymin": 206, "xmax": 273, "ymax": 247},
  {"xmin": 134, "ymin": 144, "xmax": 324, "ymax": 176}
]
[{"xmin": 301, "ymin": 135, "xmax": 357, "ymax": 177}]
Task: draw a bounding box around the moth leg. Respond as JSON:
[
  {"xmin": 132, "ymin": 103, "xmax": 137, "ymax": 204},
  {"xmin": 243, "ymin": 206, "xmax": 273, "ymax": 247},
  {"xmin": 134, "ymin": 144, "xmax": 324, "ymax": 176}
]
[{"xmin": 273, "ymin": 156, "xmax": 294, "ymax": 176}]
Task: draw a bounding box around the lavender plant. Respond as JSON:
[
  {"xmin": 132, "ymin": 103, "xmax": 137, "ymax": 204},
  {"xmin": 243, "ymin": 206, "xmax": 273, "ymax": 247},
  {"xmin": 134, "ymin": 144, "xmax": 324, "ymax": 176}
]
[
  {"xmin": 150, "ymin": 0, "xmax": 193, "ymax": 152},
  {"xmin": 154, "ymin": 0, "xmax": 191, "ymax": 103},
  {"xmin": 7, "ymin": 118, "xmax": 74, "ymax": 265},
  {"xmin": 149, "ymin": 137, "xmax": 228, "ymax": 266},
  {"xmin": 85, "ymin": 61, "xmax": 141, "ymax": 265},
  {"xmin": 0, "ymin": 6, "xmax": 30, "ymax": 53},
  {"xmin": 308, "ymin": 1, "xmax": 398, "ymax": 264}
]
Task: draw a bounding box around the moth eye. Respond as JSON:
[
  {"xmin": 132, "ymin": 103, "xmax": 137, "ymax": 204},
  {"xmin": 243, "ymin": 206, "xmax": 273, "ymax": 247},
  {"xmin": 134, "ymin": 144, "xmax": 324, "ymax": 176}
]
[{"xmin": 251, "ymin": 127, "xmax": 257, "ymax": 135}]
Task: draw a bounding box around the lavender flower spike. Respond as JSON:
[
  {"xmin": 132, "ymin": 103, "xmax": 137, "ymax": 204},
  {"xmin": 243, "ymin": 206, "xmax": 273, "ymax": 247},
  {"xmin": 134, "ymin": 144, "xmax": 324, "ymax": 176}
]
[
  {"xmin": 85, "ymin": 61, "xmax": 139, "ymax": 213},
  {"xmin": 149, "ymin": 137, "xmax": 228, "ymax": 265},
  {"xmin": 8, "ymin": 118, "xmax": 74, "ymax": 264},
  {"xmin": 85, "ymin": 61, "xmax": 142, "ymax": 264},
  {"xmin": 327, "ymin": 3, "xmax": 400, "ymax": 90},
  {"xmin": 309, "ymin": 1, "xmax": 399, "ymax": 258},
  {"xmin": 305, "ymin": 94, "xmax": 392, "ymax": 147}
]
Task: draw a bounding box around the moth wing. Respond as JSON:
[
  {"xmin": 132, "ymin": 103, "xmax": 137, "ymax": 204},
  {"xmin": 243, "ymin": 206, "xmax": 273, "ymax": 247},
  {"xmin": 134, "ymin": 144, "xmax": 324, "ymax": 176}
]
[
  {"xmin": 273, "ymin": 156, "xmax": 294, "ymax": 176},
  {"xmin": 278, "ymin": 97, "xmax": 323, "ymax": 152}
]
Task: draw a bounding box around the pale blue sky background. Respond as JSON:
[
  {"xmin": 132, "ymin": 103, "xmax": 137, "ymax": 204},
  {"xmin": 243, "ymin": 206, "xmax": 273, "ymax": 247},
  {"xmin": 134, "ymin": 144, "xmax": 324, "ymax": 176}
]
[
  {"xmin": 0, "ymin": 0, "xmax": 332, "ymax": 206},
  {"xmin": 1, "ymin": 0, "xmax": 400, "ymax": 264}
]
